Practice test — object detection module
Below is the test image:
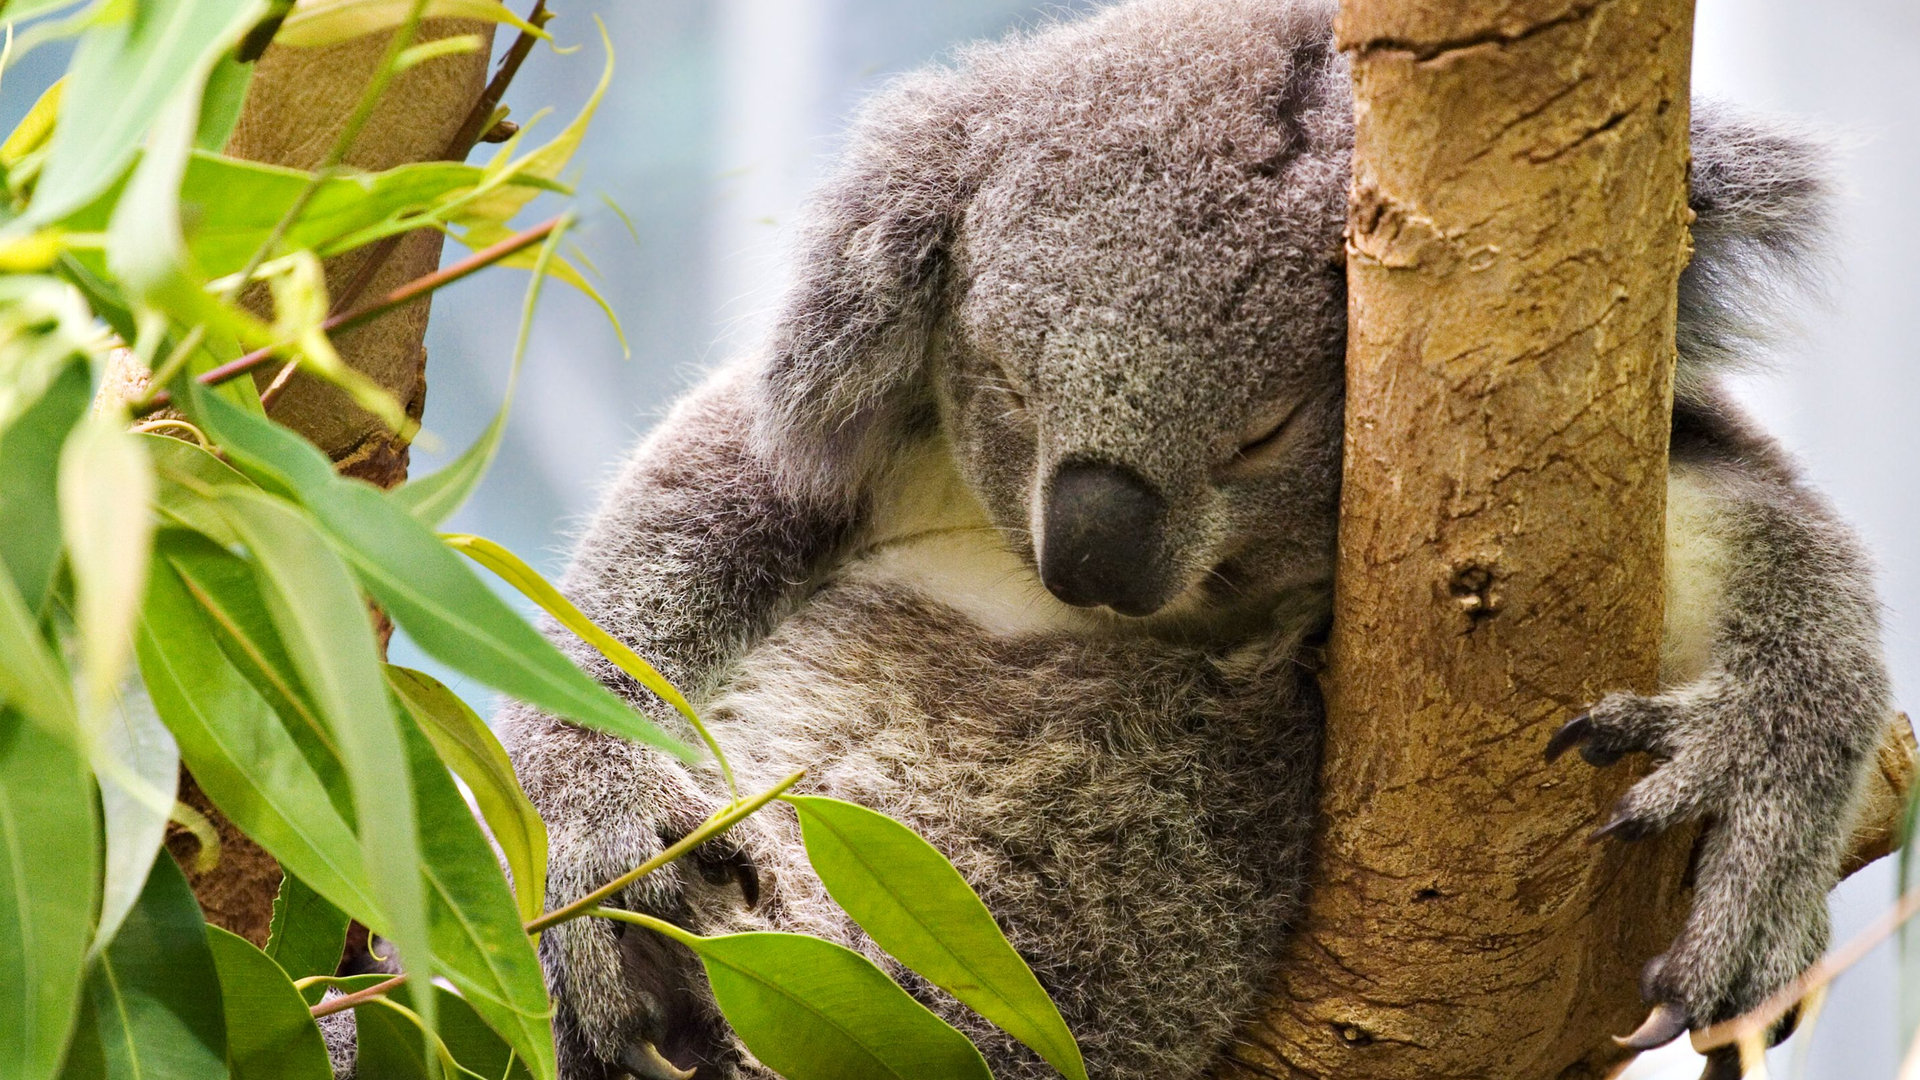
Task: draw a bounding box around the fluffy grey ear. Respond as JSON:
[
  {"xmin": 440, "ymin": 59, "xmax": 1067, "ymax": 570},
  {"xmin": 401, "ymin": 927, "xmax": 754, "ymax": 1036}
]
[
  {"xmin": 1679, "ymin": 100, "xmax": 1838, "ymax": 397},
  {"xmin": 752, "ymin": 72, "xmax": 975, "ymax": 501}
]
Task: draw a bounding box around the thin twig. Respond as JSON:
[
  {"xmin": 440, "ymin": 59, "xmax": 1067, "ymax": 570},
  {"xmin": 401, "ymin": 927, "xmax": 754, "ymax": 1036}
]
[
  {"xmin": 1694, "ymin": 884, "xmax": 1920, "ymax": 1051},
  {"xmin": 526, "ymin": 772, "xmax": 806, "ymax": 934},
  {"xmin": 310, "ymin": 973, "xmax": 409, "ymax": 1019},
  {"xmin": 135, "ymin": 216, "xmax": 562, "ymax": 414},
  {"xmin": 444, "ymin": 0, "xmax": 552, "ymax": 162}
]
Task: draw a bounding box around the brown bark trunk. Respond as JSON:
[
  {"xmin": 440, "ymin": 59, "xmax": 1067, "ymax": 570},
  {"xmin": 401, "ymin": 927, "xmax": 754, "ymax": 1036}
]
[
  {"xmin": 1218, "ymin": 3, "xmax": 1917, "ymax": 1078},
  {"xmin": 159, "ymin": 17, "xmax": 496, "ymax": 946},
  {"xmin": 1227, "ymin": 1, "xmax": 1697, "ymax": 1076}
]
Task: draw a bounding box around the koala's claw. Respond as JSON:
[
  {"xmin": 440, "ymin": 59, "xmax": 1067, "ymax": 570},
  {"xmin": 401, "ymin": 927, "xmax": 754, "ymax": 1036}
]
[
  {"xmin": 1543, "ymin": 715, "xmax": 1592, "ymax": 763},
  {"xmin": 1613, "ymin": 1001, "xmax": 1690, "ymax": 1051},
  {"xmin": 621, "ymin": 1041, "xmax": 696, "ymax": 1080}
]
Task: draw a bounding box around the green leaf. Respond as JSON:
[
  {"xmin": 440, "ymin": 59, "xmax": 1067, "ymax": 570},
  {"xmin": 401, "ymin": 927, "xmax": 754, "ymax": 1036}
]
[
  {"xmin": 27, "ymin": 0, "xmax": 268, "ymax": 225},
  {"xmin": 91, "ymin": 682, "xmax": 178, "ymax": 957},
  {"xmin": 59, "ymin": 414, "xmax": 156, "ymax": 726},
  {"xmin": 786, "ymin": 795, "xmax": 1085, "ymax": 1080},
  {"xmin": 387, "ymin": 665, "xmax": 547, "ymax": 924},
  {"xmin": 145, "ymin": 430, "xmax": 257, "ymax": 546},
  {"xmin": 137, "ymin": 561, "xmax": 380, "ymax": 923},
  {"xmin": 266, "ymin": 873, "xmax": 350, "ymax": 982},
  {"xmin": 607, "ymin": 920, "xmax": 991, "ymax": 1080},
  {"xmin": 177, "ymin": 380, "xmax": 695, "ymax": 762},
  {"xmin": 0, "ymin": 711, "xmax": 97, "ymax": 1080},
  {"xmin": 0, "ymin": 542, "xmax": 78, "ymax": 741},
  {"xmin": 399, "ymin": 712, "xmax": 555, "ymax": 1080},
  {"xmin": 390, "ymin": 212, "xmax": 566, "ymax": 529},
  {"xmin": 64, "ymin": 853, "xmax": 230, "ymax": 1080},
  {"xmin": 213, "ymin": 488, "xmax": 436, "ymax": 1042},
  {"xmin": 354, "ymin": 983, "xmax": 537, "ymax": 1080},
  {"xmin": 0, "ymin": 357, "xmax": 88, "ymax": 612},
  {"xmin": 206, "ymin": 926, "xmax": 332, "ymax": 1080},
  {"xmin": 273, "ymin": 0, "xmax": 549, "ymax": 49},
  {"xmin": 194, "ymin": 53, "xmax": 255, "ymax": 153}
]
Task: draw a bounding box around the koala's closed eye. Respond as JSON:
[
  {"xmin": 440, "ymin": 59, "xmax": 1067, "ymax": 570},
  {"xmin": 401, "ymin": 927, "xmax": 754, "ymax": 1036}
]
[{"xmin": 1223, "ymin": 398, "xmax": 1306, "ymax": 471}]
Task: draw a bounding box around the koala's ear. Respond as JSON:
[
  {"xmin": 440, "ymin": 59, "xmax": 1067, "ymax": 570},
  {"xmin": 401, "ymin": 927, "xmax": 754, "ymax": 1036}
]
[
  {"xmin": 1678, "ymin": 100, "xmax": 1837, "ymax": 396},
  {"xmin": 752, "ymin": 74, "xmax": 974, "ymax": 502}
]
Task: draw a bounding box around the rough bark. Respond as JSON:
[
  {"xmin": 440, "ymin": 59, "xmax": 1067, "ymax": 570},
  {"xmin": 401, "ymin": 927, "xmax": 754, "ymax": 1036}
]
[
  {"xmin": 157, "ymin": 18, "xmax": 496, "ymax": 946},
  {"xmin": 1225, "ymin": 1, "xmax": 1699, "ymax": 1076},
  {"xmin": 1217, "ymin": 3, "xmax": 1917, "ymax": 1078}
]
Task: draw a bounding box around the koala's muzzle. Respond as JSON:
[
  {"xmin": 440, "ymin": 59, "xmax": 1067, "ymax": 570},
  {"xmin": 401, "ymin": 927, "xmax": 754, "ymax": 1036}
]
[{"xmin": 1040, "ymin": 462, "xmax": 1171, "ymax": 616}]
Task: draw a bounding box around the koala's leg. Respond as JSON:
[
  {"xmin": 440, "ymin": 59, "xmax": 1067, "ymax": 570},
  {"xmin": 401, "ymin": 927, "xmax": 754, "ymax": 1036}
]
[{"xmin": 1549, "ymin": 400, "xmax": 1890, "ymax": 1034}]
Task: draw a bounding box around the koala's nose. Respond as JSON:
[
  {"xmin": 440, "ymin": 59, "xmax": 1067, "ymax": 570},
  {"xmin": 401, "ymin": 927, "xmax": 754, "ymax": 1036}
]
[{"xmin": 1040, "ymin": 462, "xmax": 1170, "ymax": 617}]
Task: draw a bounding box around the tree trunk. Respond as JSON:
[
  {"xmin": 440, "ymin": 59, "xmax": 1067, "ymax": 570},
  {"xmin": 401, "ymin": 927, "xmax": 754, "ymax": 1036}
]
[
  {"xmin": 1218, "ymin": 3, "xmax": 1916, "ymax": 1078},
  {"xmin": 1226, "ymin": 1, "xmax": 1697, "ymax": 1076},
  {"xmin": 156, "ymin": 16, "xmax": 497, "ymax": 947}
]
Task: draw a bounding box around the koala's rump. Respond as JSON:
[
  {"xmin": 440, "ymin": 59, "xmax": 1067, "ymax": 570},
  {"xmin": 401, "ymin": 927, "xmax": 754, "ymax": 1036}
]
[{"xmin": 697, "ymin": 561, "xmax": 1324, "ymax": 1077}]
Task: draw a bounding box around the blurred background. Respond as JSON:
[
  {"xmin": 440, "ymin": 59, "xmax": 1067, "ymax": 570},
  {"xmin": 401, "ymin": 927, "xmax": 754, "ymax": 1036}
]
[{"xmin": 6, "ymin": 0, "xmax": 1914, "ymax": 1075}]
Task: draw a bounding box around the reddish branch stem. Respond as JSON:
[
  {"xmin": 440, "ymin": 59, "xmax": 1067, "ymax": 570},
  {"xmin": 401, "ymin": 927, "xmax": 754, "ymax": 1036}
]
[
  {"xmin": 135, "ymin": 216, "xmax": 560, "ymax": 415},
  {"xmin": 310, "ymin": 973, "xmax": 410, "ymax": 1019}
]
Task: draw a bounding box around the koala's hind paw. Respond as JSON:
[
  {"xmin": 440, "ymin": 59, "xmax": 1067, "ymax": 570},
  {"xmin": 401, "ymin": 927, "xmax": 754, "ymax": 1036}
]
[{"xmin": 1547, "ymin": 684, "xmax": 1844, "ymax": 1039}]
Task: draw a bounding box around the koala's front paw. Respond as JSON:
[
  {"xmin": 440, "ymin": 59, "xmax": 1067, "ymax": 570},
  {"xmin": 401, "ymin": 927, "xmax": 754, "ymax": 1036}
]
[
  {"xmin": 517, "ymin": 731, "xmax": 762, "ymax": 1080},
  {"xmin": 1546, "ymin": 680, "xmax": 1853, "ymax": 1047}
]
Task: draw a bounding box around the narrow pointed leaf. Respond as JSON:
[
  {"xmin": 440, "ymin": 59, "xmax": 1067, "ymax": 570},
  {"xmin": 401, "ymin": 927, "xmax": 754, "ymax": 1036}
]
[
  {"xmin": 0, "ymin": 358, "xmax": 88, "ymax": 611},
  {"xmin": 399, "ymin": 716, "xmax": 555, "ymax": 1080},
  {"xmin": 387, "ymin": 664, "xmax": 547, "ymax": 923},
  {"xmin": 273, "ymin": 0, "xmax": 549, "ymax": 48},
  {"xmin": 0, "ymin": 711, "xmax": 96, "ymax": 1080},
  {"xmin": 0, "ymin": 550, "xmax": 76, "ymax": 740},
  {"xmin": 91, "ymin": 682, "xmax": 178, "ymax": 957},
  {"xmin": 137, "ymin": 562, "xmax": 379, "ymax": 923},
  {"xmin": 177, "ymin": 380, "xmax": 693, "ymax": 761},
  {"xmin": 612, "ymin": 918, "xmax": 990, "ymax": 1080},
  {"xmin": 786, "ymin": 795, "xmax": 1085, "ymax": 1080},
  {"xmin": 66, "ymin": 854, "xmax": 229, "ymax": 1080},
  {"xmin": 206, "ymin": 926, "xmax": 332, "ymax": 1080},
  {"xmin": 266, "ymin": 873, "xmax": 351, "ymax": 982},
  {"xmin": 26, "ymin": 0, "xmax": 267, "ymax": 224},
  {"xmin": 213, "ymin": 488, "xmax": 436, "ymax": 1041},
  {"xmin": 59, "ymin": 415, "xmax": 155, "ymax": 726}
]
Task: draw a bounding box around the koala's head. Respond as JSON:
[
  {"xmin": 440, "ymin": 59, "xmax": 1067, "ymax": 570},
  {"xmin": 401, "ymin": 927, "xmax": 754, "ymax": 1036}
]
[
  {"xmin": 753, "ymin": 0, "xmax": 1834, "ymax": 626},
  {"xmin": 757, "ymin": 0, "xmax": 1352, "ymax": 626}
]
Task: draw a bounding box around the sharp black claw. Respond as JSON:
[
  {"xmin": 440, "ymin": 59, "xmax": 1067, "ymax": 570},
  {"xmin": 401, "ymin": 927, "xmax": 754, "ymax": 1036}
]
[
  {"xmin": 1544, "ymin": 714, "xmax": 1592, "ymax": 763},
  {"xmin": 1614, "ymin": 1001, "xmax": 1691, "ymax": 1051},
  {"xmin": 620, "ymin": 1040, "xmax": 695, "ymax": 1080},
  {"xmin": 1579, "ymin": 742, "xmax": 1627, "ymax": 768},
  {"xmin": 1587, "ymin": 813, "xmax": 1649, "ymax": 845}
]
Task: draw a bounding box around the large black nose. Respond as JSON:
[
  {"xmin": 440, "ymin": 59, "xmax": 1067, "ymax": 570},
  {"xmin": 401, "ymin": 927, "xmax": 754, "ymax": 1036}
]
[{"xmin": 1039, "ymin": 462, "xmax": 1170, "ymax": 616}]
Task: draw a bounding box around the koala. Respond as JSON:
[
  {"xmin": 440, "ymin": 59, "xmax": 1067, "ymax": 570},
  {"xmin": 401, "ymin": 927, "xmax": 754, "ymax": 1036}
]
[{"xmin": 490, "ymin": 1, "xmax": 1893, "ymax": 1078}]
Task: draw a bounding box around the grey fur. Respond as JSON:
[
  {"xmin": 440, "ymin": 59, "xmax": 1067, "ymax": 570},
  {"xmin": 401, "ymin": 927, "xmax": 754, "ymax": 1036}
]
[{"xmin": 466, "ymin": 1, "xmax": 1887, "ymax": 1077}]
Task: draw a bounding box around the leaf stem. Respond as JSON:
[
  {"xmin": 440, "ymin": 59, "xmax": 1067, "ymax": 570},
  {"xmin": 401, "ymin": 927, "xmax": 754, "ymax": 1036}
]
[
  {"xmin": 526, "ymin": 771, "xmax": 804, "ymax": 934},
  {"xmin": 443, "ymin": 0, "xmax": 553, "ymax": 162},
  {"xmin": 310, "ymin": 972, "xmax": 409, "ymax": 1019},
  {"xmin": 135, "ymin": 216, "xmax": 562, "ymax": 415}
]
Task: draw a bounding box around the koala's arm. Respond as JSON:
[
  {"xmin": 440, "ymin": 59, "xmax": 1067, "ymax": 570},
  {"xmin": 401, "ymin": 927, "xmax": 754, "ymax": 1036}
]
[{"xmin": 1553, "ymin": 396, "xmax": 1890, "ymax": 1041}]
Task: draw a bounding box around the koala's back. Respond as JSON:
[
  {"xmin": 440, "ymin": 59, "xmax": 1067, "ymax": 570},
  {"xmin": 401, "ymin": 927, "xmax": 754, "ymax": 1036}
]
[{"xmin": 691, "ymin": 527, "xmax": 1323, "ymax": 1077}]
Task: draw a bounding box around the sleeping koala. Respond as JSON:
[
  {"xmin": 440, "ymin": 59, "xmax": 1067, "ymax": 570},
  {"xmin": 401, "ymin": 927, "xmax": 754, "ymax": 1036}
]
[{"xmin": 499, "ymin": 1, "xmax": 1892, "ymax": 1077}]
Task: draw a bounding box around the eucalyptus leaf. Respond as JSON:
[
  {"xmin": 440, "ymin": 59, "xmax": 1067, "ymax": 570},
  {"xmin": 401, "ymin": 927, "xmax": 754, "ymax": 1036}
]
[
  {"xmin": 399, "ymin": 711, "xmax": 556, "ymax": 1080},
  {"xmin": 207, "ymin": 926, "xmax": 333, "ymax": 1080},
  {"xmin": 620, "ymin": 923, "xmax": 993, "ymax": 1080},
  {"xmin": 273, "ymin": 0, "xmax": 548, "ymax": 48},
  {"xmin": 266, "ymin": 872, "xmax": 351, "ymax": 982},
  {"xmin": 0, "ymin": 357, "xmax": 87, "ymax": 611},
  {"xmin": 213, "ymin": 487, "xmax": 437, "ymax": 1042},
  {"xmin": 28, "ymin": 0, "xmax": 268, "ymax": 225},
  {"xmin": 137, "ymin": 561, "xmax": 381, "ymax": 922},
  {"xmin": 177, "ymin": 380, "xmax": 695, "ymax": 762},
  {"xmin": 90, "ymin": 681, "xmax": 178, "ymax": 958},
  {"xmin": 786, "ymin": 795, "xmax": 1086, "ymax": 1080},
  {"xmin": 355, "ymin": 982, "xmax": 537, "ymax": 1080},
  {"xmin": 388, "ymin": 664, "xmax": 547, "ymax": 924},
  {"xmin": 195, "ymin": 53, "xmax": 255, "ymax": 153},
  {"xmin": 0, "ymin": 543, "xmax": 77, "ymax": 741},
  {"xmin": 59, "ymin": 414, "xmax": 155, "ymax": 726},
  {"xmin": 0, "ymin": 711, "xmax": 96, "ymax": 1080},
  {"xmin": 65, "ymin": 854, "xmax": 230, "ymax": 1080}
]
